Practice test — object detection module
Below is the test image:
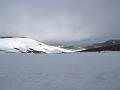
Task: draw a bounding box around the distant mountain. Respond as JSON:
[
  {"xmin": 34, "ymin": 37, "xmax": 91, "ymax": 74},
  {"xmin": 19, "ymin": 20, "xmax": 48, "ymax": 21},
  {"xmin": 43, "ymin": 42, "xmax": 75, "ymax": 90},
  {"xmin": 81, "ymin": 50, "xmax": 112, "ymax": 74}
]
[
  {"xmin": 102, "ymin": 40, "xmax": 120, "ymax": 45},
  {"xmin": 94, "ymin": 40, "xmax": 120, "ymax": 46},
  {"xmin": 0, "ymin": 37, "xmax": 78, "ymax": 54},
  {"xmin": 81, "ymin": 40, "xmax": 120, "ymax": 52},
  {"xmin": 0, "ymin": 37, "xmax": 119, "ymax": 53},
  {"xmin": 45, "ymin": 39, "xmax": 120, "ymax": 52}
]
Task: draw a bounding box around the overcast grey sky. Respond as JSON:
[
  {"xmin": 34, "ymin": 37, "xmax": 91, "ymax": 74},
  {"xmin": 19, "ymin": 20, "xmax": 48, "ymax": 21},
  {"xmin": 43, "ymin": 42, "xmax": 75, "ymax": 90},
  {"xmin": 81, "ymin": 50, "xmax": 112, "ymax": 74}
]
[{"xmin": 0, "ymin": 0, "xmax": 120, "ymax": 41}]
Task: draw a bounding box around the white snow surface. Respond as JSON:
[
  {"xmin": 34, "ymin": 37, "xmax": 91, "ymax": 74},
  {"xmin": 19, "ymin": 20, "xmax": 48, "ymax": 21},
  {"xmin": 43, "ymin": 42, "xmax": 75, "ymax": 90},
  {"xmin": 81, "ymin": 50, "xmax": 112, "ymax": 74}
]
[{"xmin": 0, "ymin": 37, "xmax": 76, "ymax": 54}]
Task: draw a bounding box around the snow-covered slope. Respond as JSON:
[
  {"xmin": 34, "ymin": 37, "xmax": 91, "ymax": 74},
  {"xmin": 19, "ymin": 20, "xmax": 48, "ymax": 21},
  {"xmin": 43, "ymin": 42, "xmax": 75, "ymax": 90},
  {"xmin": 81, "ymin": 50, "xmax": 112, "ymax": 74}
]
[{"xmin": 0, "ymin": 37, "xmax": 80, "ymax": 54}]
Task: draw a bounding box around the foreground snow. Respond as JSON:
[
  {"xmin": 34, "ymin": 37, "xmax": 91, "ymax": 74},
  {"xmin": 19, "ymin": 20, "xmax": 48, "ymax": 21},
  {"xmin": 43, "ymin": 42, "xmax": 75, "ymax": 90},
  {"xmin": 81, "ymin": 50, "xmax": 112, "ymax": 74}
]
[
  {"xmin": 0, "ymin": 52, "xmax": 120, "ymax": 90},
  {"xmin": 0, "ymin": 37, "xmax": 82, "ymax": 54}
]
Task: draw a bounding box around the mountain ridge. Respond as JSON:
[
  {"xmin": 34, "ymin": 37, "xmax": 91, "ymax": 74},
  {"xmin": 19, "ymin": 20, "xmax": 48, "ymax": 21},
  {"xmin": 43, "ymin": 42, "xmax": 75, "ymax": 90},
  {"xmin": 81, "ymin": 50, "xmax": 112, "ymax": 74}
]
[
  {"xmin": 0, "ymin": 37, "xmax": 77, "ymax": 54},
  {"xmin": 0, "ymin": 37, "xmax": 120, "ymax": 53}
]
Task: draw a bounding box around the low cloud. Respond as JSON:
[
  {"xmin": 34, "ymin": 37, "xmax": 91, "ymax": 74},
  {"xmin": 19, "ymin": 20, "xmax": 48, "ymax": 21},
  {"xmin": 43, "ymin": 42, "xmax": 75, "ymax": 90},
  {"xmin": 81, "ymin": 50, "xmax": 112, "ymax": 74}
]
[{"xmin": 0, "ymin": 0, "xmax": 120, "ymax": 41}]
